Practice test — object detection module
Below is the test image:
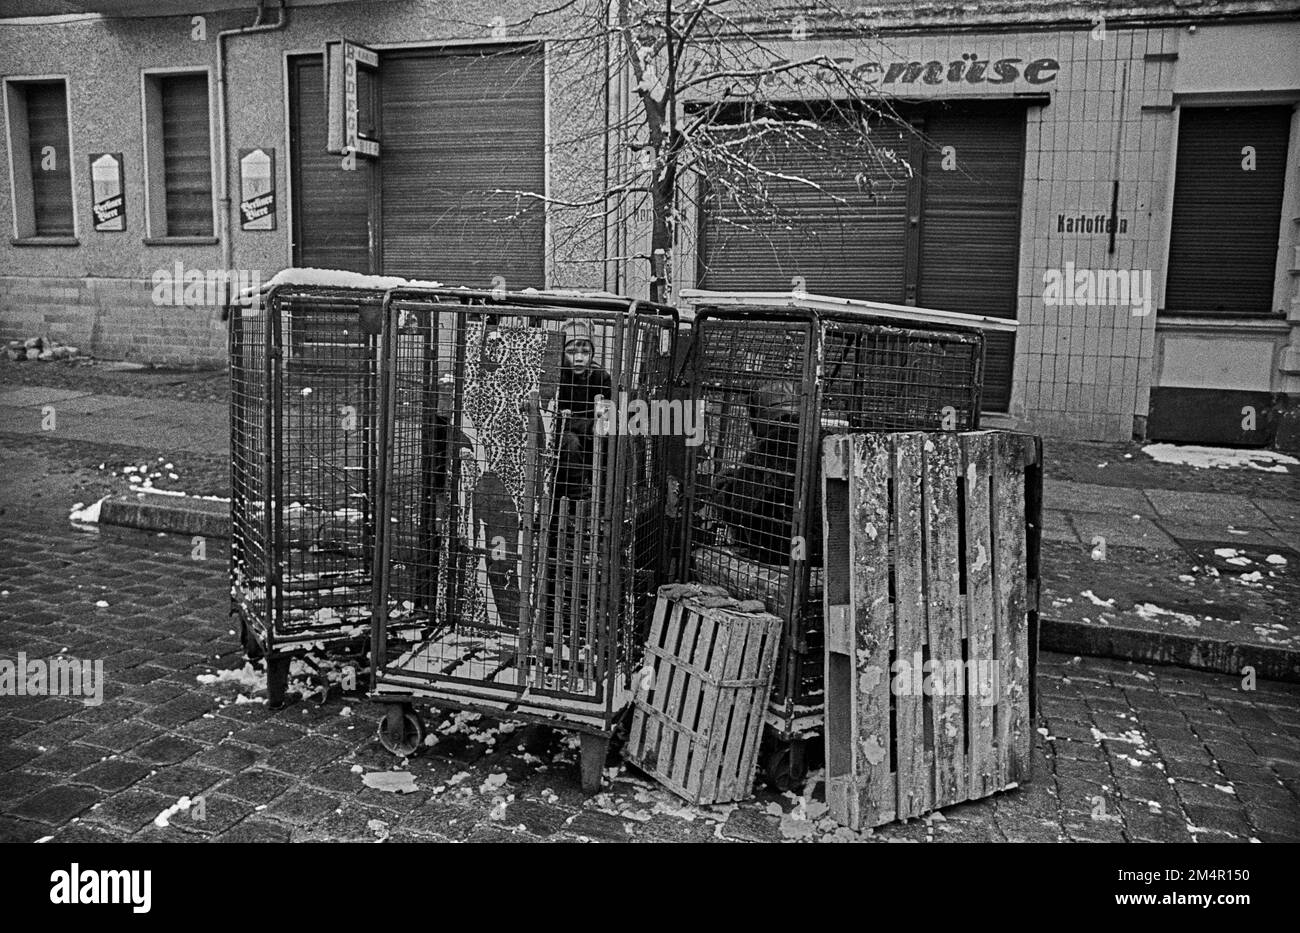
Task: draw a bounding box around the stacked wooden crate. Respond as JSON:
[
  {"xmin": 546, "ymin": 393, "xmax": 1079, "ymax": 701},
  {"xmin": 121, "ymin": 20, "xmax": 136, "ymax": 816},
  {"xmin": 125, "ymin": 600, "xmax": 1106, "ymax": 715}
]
[
  {"xmin": 625, "ymin": 583, "xmax": 783, "ymax": 805},
  {"xmin": 820, "ymin": 431, "xmax": 1042, "ymax": 830}
]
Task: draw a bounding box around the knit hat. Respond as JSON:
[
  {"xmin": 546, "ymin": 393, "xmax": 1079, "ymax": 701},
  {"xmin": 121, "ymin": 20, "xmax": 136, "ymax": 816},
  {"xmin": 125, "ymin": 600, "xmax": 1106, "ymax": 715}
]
[
  {"xmin": 560, "ymin": 319, "xmax": 594, "ymax": 350},
  {"xmin": 748, "ymin": 379, "xmax": 801, "ymax": 421}
]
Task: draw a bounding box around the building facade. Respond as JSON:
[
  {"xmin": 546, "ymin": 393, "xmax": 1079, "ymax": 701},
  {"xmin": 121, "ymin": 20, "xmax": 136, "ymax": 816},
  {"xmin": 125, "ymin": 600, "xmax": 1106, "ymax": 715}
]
[{"xmin": 1, "ymin": 0, "xmax": 1298, "ymax": 445}]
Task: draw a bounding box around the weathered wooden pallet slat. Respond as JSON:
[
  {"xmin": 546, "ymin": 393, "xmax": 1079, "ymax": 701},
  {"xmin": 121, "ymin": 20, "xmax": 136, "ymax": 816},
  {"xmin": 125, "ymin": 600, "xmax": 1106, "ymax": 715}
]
[
  {"xmin": 924, "ymin": 433, "xmax": 965, "ymax": 808},
  {"xmin": 625, "ymin": 584, "xmax": 783, "ymax": 805},
  {"xmin": 961, "ymin": 431, "xmax": 997, "ymax": 800},
  {"xmin": 822, "ymin": 429, "xmax": 1040, "ymax": 831},
  {"xmin": 893, "ymin": 432, "xmax": 928, "ymax": 820},
  {"xmin": 994, "ymin": 432, "xmax": 1032, "ymax": 786}
]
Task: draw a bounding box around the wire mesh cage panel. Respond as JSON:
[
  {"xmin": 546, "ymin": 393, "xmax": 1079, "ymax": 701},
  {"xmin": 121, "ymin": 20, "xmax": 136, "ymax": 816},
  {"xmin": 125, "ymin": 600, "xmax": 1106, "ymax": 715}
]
[
  {"xmin": 682, "ymin": 306, "xmax": 986, "ymax": 746},
  {"xmin": 230, "ymin": 286, "xmax": 384, "ymax": 671},
  {"xmin": 371, "ymin": 291, "xmax": 678, "ymax": 738}
]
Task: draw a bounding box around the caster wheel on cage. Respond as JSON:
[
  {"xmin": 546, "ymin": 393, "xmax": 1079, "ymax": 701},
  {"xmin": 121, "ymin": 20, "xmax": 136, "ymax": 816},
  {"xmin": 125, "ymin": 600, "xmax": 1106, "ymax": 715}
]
[
  {"xmin": 578, "ymin": 733, "xmax": 610, "ymax": 793},
  {"xmin": 377, "ymin": 705, "xmax": 425, "ymax": 758},
  {"xmin": 266, "ymin": 656, "xmax": 291, "ymax": 710},
  {"xmin": 764, "ymin": 739, "xmax": 809, "ymax": 793},
  {"xmin": 239, "ymin": 618, "xmax": 264, "ymax": 661}
]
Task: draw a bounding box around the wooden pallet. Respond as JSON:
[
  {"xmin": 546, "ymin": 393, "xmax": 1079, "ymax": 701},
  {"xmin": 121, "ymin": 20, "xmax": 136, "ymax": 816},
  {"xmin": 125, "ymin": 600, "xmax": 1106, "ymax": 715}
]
[
  {"xmin": 821, "ymin": 430, "xmax": 1041, "ymax": 830},
  {"xmin": 625, "ymin": 583, "xmax": 783, "ymax": 805}
]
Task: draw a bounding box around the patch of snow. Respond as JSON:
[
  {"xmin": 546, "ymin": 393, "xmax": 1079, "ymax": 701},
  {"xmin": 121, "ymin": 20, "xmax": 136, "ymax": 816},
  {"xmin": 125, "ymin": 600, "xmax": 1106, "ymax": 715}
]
[
  {"xmin": 1090, "ymin": 726, "xmax": 1146, "ymax": 746},
  {"xmin": 1141, "ymin": 443, "xmax": 1298, "ymax": 473},
  {"xmin": 363, "ymin": 771, "xmax": 418, "ymax": 794},
  {"xmin": 196, "ymin": 663, "xmax": 266, "ymax": 691},
  {"xmin": 153, "ymin": 796, "xmax": 193, "ymax": 828},
  {"xmin": 69, "ymin": 495, "xmax": 109, "ymax": 524},
  {"xmin": 479, "ymin": 772, "xmax": 508, "ymax": 794},
  {"xmin": 1265, "ymin": 554, "xmax": 1287, "ymax": 566},
  {"xmin": 1081, "ymin": 590, "xmax": 1115, "ymax": 607},
  {"xmin": 1214, "ymin": 548, "xmax": 1239, "ymax": 558},
  {"xmin": 1133, "ymin": 602, "xmax": 1204, "ymax": 627}
]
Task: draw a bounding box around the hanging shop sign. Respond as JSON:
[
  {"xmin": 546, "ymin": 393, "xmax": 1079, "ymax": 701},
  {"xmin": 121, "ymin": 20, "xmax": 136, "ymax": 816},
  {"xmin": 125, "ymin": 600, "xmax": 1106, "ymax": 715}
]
[
  {"xmin": 239, "ymin": 147, "xmax": 276, "ymax": 231},
  {"xmin": 325, "ymin": 39, "xmax": 379, "ymax": 158},
  {"xmin": 89, "ymin": 152, "xmax": 125, "ymax": 232}
]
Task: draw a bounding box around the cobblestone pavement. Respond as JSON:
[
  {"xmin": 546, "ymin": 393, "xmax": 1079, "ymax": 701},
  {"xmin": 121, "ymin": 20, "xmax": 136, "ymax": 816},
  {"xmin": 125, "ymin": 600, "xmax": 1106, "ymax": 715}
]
[{"xmin": 1, "ymin": 505, "xmax": 1298, "ymax": 844}]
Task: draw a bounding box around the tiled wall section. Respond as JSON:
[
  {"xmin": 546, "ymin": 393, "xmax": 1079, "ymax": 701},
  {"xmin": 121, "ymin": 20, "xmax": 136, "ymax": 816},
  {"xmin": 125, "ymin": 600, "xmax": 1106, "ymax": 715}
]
[
  {"xmin": 1014, "ymin": 26, "xmax": 1175, "ymax": 440},
  {"xmin": 0, "ymin": 276, "xmax": 226, "ymax": 364}
]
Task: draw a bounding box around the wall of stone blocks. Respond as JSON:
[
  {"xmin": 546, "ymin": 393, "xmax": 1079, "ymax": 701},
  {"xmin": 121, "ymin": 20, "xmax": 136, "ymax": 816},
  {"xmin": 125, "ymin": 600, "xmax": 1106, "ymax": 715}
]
[{"xmin": 0, "ymin": 275, "xmax": 226, "ymax": 364}]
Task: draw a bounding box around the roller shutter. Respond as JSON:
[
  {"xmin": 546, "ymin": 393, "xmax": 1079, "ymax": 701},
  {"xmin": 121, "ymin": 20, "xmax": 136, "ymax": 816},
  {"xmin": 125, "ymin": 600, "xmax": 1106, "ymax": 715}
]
[
  {"xmin": 159, "ymin": 74, "xmax": 213, "ymax": 237},
  {"xmin": 379, "ymin": 46, "xmax": 545, "ymax": 286},
  {"xmin": 916, "ymin": 101, "xmax": 1025, "ymax": 412},
  {"xmin": 25, "ymin": 81, "xmax": 74, "ymax": 236},
  {"xmin": 1165, "ymin": 105, "xmax": 1291, "ymax": 317},
  {"xmin": 698, "ymin": 117, "xmax": 911, "ymax": 302},
  {"xmin": 289, "ymin": 56, "xmax": 373, "ymax": 271},
  {"xmin": 698, "ymin": 101, "xmax": 1025, "ymax": 412}
]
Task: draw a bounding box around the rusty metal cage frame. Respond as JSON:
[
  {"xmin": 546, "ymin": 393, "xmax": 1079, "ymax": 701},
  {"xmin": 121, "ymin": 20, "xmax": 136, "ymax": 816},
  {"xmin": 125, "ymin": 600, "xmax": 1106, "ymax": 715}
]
[
  {"xmin": 230, "ymin": 285, "xmax": 385, "ymax": 702},
  {"xmin": 368, "ymin": 288, "xmax": 679, "ymax": 783},
  {"xmin": 680, "ymin": 302, "xmax": 987, "ymax": 765}
]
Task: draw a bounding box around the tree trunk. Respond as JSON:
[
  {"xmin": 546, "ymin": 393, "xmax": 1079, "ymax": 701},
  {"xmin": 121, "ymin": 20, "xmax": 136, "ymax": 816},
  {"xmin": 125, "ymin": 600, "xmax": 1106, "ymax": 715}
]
[{"xmin": 650, "ymin": 181, "xmax": 672, "ymax": 305}]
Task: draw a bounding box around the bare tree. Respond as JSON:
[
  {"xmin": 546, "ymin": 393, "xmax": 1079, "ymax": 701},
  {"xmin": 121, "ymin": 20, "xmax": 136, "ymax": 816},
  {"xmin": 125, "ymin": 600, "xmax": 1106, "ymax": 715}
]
[{"xmin": 459, "ymin": 1, "xmax": 918, "ymax": 302}]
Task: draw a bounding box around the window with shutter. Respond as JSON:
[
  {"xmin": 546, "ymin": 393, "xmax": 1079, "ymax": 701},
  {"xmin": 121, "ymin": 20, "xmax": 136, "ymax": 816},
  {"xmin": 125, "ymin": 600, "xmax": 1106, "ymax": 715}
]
[
  {"xmin": 4, "ymin": 79, "xmax": 75, "ymax": 239},
  {"xmin": 1164, "ymin": 105, "xmax": 1291, "ymax": 317},
  {"xmin": 25, "ymin": 81, "xmax": 74, "ymax": 236},
  {"xmin": 158, "ymin": 74, "xmax": 213, "ymax": 237}
]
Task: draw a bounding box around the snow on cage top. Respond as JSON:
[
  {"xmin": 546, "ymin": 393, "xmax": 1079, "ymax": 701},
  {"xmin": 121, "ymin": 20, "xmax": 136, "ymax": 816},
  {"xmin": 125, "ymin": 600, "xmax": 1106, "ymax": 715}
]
[
  {"xmin": 678, "ymin": 288, "xmax": 1018, "ymax": 334},
  {"xmin": 237, "ymin": 267, "xmax": 446, "ymax": 305},
  {"xmin": 236, "ymin": 269, "xmax": 676, "ymax": 321}
]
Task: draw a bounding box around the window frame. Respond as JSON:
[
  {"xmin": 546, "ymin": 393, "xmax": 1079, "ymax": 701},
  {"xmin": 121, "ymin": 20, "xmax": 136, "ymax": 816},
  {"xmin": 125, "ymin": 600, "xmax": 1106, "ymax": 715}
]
[
  {"xmin": 140, "ymin": 66, "xmax": 218, "ymax": 244},
  {"xmin": 3, "ymin": 74, "xmax": 79, "ymax": 245},
  {"xmin": 1159, "ymin": 98, "xmax": 1298, "ymax": 320}
]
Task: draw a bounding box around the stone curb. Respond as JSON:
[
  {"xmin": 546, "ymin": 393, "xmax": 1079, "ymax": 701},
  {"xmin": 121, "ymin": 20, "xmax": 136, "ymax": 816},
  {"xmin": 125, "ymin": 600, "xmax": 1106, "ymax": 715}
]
[
  {"xmin": 98, "ymin": 491, "xmax": 230, "ymax": 538},
  {"xmin": 1040, "ymin": 615, "xmax": 1300, "ymax": 684}
]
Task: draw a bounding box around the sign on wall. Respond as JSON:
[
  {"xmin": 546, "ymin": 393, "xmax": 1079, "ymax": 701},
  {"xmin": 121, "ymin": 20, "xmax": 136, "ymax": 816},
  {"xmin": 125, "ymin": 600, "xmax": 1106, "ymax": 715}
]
[
  {"xmin": 89, "ymin": 153, "xmax": 125, "ymax": 232},
  {"xmin": 325, "ymin": 39, "xmax": 379, "ymax": 158},
  {"xmin": 238, "ymin": 147, "xmax": 276, "ymax": 231}
]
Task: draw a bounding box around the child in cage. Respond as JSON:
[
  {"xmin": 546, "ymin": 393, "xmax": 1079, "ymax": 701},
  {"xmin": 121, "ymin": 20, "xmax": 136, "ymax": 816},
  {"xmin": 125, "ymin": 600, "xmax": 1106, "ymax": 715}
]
[
  {"xmin": 712, "ymin": 379, "xmax": 823, "ymax": 567},
  {"xmin": 554, "ymin": 319, "xmax": 612, "ymax": 502},
  {"xmin": 535, "ymin": 320, "xmax": 613, "ymax": 664}
]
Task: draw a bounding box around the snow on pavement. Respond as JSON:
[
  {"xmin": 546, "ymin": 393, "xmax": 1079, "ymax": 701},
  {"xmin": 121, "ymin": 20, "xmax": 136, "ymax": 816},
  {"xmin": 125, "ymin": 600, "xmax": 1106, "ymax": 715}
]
[{"xmin": 1141, "ymin": 444, "xmax": 1298, "ymax": 473}]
